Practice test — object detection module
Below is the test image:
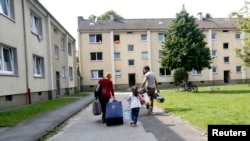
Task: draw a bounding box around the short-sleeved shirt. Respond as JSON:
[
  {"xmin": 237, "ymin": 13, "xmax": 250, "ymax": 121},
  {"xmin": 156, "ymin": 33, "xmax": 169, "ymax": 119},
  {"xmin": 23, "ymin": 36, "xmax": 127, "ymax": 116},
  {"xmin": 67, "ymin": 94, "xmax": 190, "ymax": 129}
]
[
  {"xmin": 130, "ymin": 95, "xmax": 141, "ymax": 109},
  {"xmin": 145, "ymin": 72, "xmax": 156, "ymax": 88}
]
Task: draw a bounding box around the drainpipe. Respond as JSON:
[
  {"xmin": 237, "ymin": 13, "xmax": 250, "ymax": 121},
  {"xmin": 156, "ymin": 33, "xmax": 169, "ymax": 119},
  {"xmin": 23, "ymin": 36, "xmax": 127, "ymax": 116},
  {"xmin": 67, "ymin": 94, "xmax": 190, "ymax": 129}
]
[{"xmin": 22, "ymin": 0, "xmax": 31, "ymax": 104}]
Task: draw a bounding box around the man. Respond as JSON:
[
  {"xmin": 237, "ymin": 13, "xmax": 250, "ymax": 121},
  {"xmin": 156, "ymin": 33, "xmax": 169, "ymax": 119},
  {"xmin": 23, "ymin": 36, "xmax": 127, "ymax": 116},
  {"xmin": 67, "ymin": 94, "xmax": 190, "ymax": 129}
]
[{"xmin": 140, "ymin": 65, "xmax": 159, "ymax": 114}]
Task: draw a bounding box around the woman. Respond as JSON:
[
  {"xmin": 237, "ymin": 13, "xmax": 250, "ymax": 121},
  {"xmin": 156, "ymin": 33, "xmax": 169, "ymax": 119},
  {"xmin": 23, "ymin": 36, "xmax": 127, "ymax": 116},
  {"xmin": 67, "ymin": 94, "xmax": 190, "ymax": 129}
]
[{"xmin": 97, "ymin": 72, "xmax": 116, "ymax": 123}]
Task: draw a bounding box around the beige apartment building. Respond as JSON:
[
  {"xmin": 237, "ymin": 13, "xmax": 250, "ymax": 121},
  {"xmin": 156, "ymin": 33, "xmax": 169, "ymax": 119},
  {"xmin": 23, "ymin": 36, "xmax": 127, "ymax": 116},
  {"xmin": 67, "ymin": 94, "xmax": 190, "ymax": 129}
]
[
  {"xmin": 78, "ymin": 15, "xmax": 249, "ymax": 91},
  {"xmin": 0, "ymin": 0, "xmax": 78, "ymax": 110}
]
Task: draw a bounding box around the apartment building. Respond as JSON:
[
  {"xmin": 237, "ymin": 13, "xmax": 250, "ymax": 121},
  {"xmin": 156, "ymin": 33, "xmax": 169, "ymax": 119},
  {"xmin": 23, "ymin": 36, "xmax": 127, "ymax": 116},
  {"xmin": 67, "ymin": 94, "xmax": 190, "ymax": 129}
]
[
  {"xmin": 0, "ymin": 0, "xmax": 78, "ymax": 110},
  {"xmin": 77, "ymin": 15, "xmax": 249, "ymax": 91}
]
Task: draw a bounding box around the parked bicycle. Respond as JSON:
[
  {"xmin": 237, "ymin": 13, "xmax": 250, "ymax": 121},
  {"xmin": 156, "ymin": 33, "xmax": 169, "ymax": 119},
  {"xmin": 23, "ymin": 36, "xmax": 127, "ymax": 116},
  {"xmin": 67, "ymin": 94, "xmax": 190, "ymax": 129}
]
[{"xmin": 175, "ymin": 80, "xmax": 198, "ymax": 92}]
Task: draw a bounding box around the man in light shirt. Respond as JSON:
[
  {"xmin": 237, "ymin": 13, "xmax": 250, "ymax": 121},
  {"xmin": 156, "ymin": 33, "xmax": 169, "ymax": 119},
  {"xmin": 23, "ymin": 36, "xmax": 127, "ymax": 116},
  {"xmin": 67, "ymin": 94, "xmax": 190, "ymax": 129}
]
[{"xmin": 140, "ymin": 65, "xmax": 159, "ymax": 114}]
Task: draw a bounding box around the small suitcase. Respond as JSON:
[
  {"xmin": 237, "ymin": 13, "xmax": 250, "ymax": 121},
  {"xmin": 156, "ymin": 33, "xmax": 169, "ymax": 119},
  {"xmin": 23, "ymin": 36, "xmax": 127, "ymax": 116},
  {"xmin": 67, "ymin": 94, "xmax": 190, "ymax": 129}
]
[
  {"xmin": 92, "ymin": 99, "xmax": 102, "ymax": 116},
  {"xmin": 105, "ymin": 100, "xmax": 123, "ymax": 126}
]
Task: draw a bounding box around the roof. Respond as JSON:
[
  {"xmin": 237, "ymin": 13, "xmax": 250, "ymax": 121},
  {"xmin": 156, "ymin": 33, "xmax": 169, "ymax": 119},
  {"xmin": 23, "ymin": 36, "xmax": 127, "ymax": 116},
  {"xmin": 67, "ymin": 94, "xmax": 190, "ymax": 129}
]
[{"xmin": 78, "ymin": 18, "xmax": 238, "ymax": 31}]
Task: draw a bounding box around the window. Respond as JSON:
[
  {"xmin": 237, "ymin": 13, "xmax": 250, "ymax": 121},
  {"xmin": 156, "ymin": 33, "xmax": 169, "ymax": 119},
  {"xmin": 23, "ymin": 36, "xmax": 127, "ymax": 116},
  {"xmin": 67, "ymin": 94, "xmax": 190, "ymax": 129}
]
[
  {"xmin": 223, "ymin": 43, "xmax": 229, "ymax": 49},
  {"xmin": 191, "ymin": 69, "xmax": 201, "ymax": 75},
  {"xmin": 90, "ymin": 52, "xmax": 102, "ymax": 61},
  {"xmin": 127, "ymin": 32, "xmax": 133, "ymax": 34},
  {"xmin": 141, "ymin": 52, "xmax": 148, "ymax": 59},
  {"xmin": 89, "ymin": 34, "xmax": 102, "ymax": 43},
  {"xmin": 0, "ymin": 0, "xmax": 14, "ymax": 19},
  {"xmin": 68, "ymin": 43, "xmax": 72, "ymax": 56},
  {"xmin": 235, "ymin": 33, "xmax": 241, "ymax": 39},
  {"xmin": 61, "ymin": 66, "xmax": 65, "ymax": 77},
  {"xmin": 115, "ymin": 70, "xmax": 122, "ymax": 77},
  {"xmin": 141, "ymin": 34, "xmax": 147, "ymax": 41},
  {"xmin": 33, "ymin": 55, "xmax": 44, "ymax": 77},
  {"xmin": 211, "ymin": 50, "xmax": 217, "ymax": 57},
  {"xmin": 114, "ymin": 35, "xmax": 120, "ymax": 42},
  {"xmin": 30, "ymin": 12, "xmax": 42, "ymax": 41},
  {"xmin": 158, "ymin": 33, "xmax": 166, "ymax": 42},
  {"xmin": 224, "ymin": 57, "xmax": 229, "ymax": 63},
  {"xmin": 114, "ymin": 52, "xmax": 120, "ymax": 60},
  {"xmin": 61, "ymin": 38, "xmax": 65, "ymax": 51},
  {"xmin": 128, "ymin": 44, "xmax": 134, "ymax": 52},
  {"xmin": 55, "ymin": 45, "xmax": 59, "ymax": 59},
  {"xmin": 236, "ymin": 66, "xmax": 242, "ymax": 73},
  {"xmin": 69, "ymin": 67, "xmax": 73, "ymax": 80},
  {"xmin": 128, "ymin": 59, "xmax": 134, "ymax": 66},
  {"xmin": 91, "ymin": 70, "xmax": 103, "ymax": 79},
  {"xmin": 222, "ymin": 30, "xmax": 228, "ymax": 32},
  {"xmin": 0, "ymin": 45, "xmax": 16, "ymax": 74},
  {"xmin": 212, "ymin": 33, "xmax": 216, "ymax": 40},
  {"xmin": 212, "ymin": 67, "xmax": 217, "ymax": 73},
  {"xmin": 159, "ymin": 68, "xmax": 171, "ymax": 76}
]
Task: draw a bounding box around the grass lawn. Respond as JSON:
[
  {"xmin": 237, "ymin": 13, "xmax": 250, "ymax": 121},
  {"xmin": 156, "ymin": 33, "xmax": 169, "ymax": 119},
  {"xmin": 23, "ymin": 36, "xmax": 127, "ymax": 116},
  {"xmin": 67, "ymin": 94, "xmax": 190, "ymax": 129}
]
[
  {"xmin": 156, "ymin": 84, "xmax": 250, "ymax": 131},
  {"xmin": 0, "ymin": 92, "xmax": 90, "ymax": 127}
]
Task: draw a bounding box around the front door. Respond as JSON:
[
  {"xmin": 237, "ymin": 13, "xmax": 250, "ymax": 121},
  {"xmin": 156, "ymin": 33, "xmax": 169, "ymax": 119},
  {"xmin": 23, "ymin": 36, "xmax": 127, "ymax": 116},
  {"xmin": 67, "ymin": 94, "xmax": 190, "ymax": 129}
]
[
  {"xmin": 128, "ymin": 73, "xmax": 136, "ymax": 87},
  {"xmin": 224, "ymin": 70, "xmax": 230, "ymax": 83},
  {"xmin": 56, "ymin": 71, "xmax": 60, "ymax": 96}
]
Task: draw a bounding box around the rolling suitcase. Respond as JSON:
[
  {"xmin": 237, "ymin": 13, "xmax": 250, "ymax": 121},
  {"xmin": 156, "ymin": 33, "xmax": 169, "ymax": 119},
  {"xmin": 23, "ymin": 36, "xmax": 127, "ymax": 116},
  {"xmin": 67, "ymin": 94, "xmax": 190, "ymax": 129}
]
[{"xmin": 105, "ymin": 100, "xmax": 123, "ymax": 126}]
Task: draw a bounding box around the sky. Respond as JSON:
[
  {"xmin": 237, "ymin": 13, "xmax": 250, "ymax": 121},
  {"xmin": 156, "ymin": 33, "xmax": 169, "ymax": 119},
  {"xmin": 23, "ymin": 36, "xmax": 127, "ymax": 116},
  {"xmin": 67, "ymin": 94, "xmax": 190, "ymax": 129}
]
[{"xmin": 39, "ymin": 0, "xmax": 247, "ymax": 44}]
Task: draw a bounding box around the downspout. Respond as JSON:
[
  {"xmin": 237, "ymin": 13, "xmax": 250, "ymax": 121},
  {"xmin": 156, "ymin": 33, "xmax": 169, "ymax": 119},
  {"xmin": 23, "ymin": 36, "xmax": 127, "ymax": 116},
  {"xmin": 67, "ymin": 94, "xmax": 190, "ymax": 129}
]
[
  {"xmin": 110, "ymin": 30, "xmax": 115, "ymax": 86},
  {"xmin": 22, "ymin": 0, "xmax": 31, "ymax": 104}
]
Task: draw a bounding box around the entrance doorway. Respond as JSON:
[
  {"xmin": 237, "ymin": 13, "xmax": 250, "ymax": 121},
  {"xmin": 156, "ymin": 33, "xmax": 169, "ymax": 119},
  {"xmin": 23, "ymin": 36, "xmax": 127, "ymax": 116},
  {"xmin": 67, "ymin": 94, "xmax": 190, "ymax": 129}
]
[
  {"xmin": 224, "ymin": 70, "xmax": 230, "ymax": 83},
  {"xmin": 56, "ymin": 71, "xmax": 60, "ymax": 96},
  {"xmin": 128, "ymin": 73, "xmax": 136, "ymax": 87}
]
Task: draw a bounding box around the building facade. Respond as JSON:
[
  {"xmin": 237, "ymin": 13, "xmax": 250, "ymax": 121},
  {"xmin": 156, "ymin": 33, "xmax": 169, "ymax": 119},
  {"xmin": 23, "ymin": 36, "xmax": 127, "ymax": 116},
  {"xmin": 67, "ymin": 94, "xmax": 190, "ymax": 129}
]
[
  {"xmin": 77, "ymin": 15, "xmax": 249, "ymax": 91},
  {"xmin": 0, "ymin": 0, "xmax": 78, "ymax": 110}
]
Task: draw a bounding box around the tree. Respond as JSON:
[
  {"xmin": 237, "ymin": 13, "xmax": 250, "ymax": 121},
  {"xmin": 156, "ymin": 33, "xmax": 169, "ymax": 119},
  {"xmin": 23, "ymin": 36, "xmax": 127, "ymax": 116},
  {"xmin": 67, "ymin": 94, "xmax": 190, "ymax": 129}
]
[
  {"xmin": 230, "ymin": 1, "xmax": 250, "ymax": 66},
  {"xmin": 160, "ymin": 5, "xmax": 212, "ymax": 82},
  {"xmin": 88, "ymin": 10, "xmax": 124, "ymax": 20},
  {"xmin": 205, "ymin": 13, "xmax": 213, "ymax": 18}
]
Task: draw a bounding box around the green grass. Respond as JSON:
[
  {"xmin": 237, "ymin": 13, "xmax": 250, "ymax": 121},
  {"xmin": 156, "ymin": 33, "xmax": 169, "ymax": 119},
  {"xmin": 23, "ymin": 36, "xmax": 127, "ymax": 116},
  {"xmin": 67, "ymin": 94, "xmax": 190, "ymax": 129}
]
[
  {"xmin": 0, "ymin": 98, "xmax": 79, "ymax": 127},
  {"xmin": 156, "ymin": 84, "xmax": 250, "ymax": 131}
]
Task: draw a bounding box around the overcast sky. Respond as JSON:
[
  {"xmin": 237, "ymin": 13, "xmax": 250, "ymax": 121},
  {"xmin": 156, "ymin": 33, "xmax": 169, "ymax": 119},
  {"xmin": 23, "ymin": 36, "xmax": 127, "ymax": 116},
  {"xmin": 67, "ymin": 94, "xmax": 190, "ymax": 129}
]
[{"xmin": 39, "ymin": 0, "xmax": 246, "ymax": 44}]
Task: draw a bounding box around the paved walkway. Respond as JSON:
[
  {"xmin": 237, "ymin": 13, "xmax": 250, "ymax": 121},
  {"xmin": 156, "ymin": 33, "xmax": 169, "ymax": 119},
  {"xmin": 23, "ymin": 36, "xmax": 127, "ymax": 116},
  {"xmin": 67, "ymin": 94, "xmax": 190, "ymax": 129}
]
[{"xmin": 0, "ymin": 92, "xmax": 207, "ymax": 141}]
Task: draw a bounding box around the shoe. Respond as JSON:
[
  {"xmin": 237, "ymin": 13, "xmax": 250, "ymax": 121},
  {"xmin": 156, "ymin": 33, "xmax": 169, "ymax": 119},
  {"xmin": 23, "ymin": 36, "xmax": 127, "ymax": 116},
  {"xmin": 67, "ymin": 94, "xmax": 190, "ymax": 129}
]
[
  {"xmin": 132, "ymin": 124, "xmax": 137, "ymax": 127},
  {"xmin": 148, "ymin": 106, "xmax": 153, "ymax": 115},
  {"xmin": 146, "ymin": 103, "xmax": 149, "ymax": 109}
]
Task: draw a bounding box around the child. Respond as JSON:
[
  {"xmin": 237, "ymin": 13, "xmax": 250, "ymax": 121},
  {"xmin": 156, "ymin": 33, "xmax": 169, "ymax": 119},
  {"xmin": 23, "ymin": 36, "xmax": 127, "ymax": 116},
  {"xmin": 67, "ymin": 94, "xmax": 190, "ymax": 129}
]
[{"xmin": 126, "ymin": 86, "xmax": 142, "ymax": 127}]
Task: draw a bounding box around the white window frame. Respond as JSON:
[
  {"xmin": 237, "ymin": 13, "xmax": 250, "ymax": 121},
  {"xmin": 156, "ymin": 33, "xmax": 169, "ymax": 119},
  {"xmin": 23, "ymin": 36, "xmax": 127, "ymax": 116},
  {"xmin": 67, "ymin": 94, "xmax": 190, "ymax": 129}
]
[
  {"xmin": 158, "ymin": 33, "xmax": 165, "ymax": 42},
  {"xmin": 212, "ymin": 67, "xmax": 217, "ymax": 73},
  {"xmin": 90, "ymin": 52, "xmax": 103, "ymax": 61},
  {"xmin": 61, "ymin": 66, "xmax": 65, "ymax": 77},
  {"xmin": 191, "ymin": 69, "xmax": 201, "ymax": 75},
  {"xmin": 159, "ymin": 68, "xmax": 171, "ymax": 76},
  {"xmin": 91, "ymin": 70, "xmax": 103, "ymax": 79},
  {"xmin": 127, "ymin": 44, "xmax": 134, "ymax": 52},
  {"xmin": 55, "ymin": 45, "xmax": 59, "ymax": 59},
  {"xmin": 211, "ymin": 50, "xmax": 217, "ymax": 57},
  {"xmin": 141, "ymin": 34, "xmax": 147, "ymax": 41},
  {"xmin": 128, "ymin": 59, "xmax": 134, "ymax": 66},
  {"xmin": 68, "ymin": 43, "xmax": 72, "ymax": 56},
  {"xmin": 0, "ymin": 45, "xmax": 14, "ymax": 74},
  {"xmin": 236, "ymin": 66, "xmax": 242, "ymax": 73},
  {"xmin": 141, "ymin": 52, "xmax": 148, "ymax": 59},
  {"xmin": 224, "ymin": 56, "xmax": 229, "ymax": 63},
  {"xmin": 235, "ymin": 32, "xmax": 241, "ymax": 39},
  {"xmin": 114, "ymin": 52, "xmax": 121, "ymax": 60},
  {"xmin": 212, "ymin": 33, "xmax": 216, "ymax": 40},
  {"xmin": 115, "ymin": 70, "xmax": 122, "ymax": 77},
  {"xmin": 30, "ymin": 12, "xmax": 43, "ymax": 41},
  {"xmin": 61, "ymin": 38, "xmax": 65, "ymax": 51},
  {"xmin": 89, "ymin": 34, "xmax": 102, "ymax": 43},
  {"xmin": 69, "ymin": 67, "xmax": 73, "ymax": 80},
  {"xmin": 33, "ymin": 55, "xmax": 44, "ymax": 77},
  {"xmin": 0, "ymin": 0, "xmax": 14, "ymax": 19}
]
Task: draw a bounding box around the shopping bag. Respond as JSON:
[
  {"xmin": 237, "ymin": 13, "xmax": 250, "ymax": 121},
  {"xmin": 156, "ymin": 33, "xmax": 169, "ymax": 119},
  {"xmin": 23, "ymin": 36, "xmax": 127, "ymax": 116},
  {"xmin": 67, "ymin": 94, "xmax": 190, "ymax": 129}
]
[{"xmin": 92, "ymin": 99, "xmax": 101, "ymax": 116}]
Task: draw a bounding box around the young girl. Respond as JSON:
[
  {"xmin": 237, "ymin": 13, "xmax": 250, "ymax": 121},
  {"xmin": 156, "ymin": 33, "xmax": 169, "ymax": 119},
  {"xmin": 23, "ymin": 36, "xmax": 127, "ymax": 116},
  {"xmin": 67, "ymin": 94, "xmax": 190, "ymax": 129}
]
[{"xmin": 127, "ymin": 86, "xmax": 142, "ymax": 127}]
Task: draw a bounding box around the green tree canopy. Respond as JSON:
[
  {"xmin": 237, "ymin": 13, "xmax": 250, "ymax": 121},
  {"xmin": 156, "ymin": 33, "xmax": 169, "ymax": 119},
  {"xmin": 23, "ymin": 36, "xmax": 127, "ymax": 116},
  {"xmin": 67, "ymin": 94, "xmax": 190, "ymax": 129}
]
[
  {"xmin": 88, "ymin": 10, "xmax": 124, "ymax": 20},
  {"xmin": 161, "ymin": 6, "xmax": 212, "ymax": 74},
  {"xmin": 230, "ymin": 1, "xmax": 250, "ymax": 66}
]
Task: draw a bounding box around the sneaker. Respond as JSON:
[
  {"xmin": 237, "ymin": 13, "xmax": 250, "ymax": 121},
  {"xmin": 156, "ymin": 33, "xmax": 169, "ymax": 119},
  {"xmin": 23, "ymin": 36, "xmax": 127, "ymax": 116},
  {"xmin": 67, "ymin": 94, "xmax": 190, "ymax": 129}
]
[{"xmin": 148, "ymin": 106, "xmax": 153, "ymax": 115}]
